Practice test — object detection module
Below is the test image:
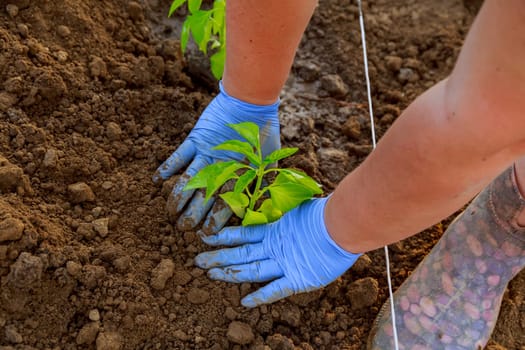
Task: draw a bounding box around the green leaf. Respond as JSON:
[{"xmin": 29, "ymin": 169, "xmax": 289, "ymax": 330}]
[
  {"xmin": 268, "ymin": 183, "xmax": 314, "ymax": 212},
  {"xmin": 183, "ymin": 161, "xmax": 226, "ymax": 191},
  {"xmin": 180, "ymin": 19, "xmax": 191, "ymax": 52},
  {"xmin": 257, "ymin": 199, "xmax": 282, "ymax": 223},
  {"xmin": 187, "ymin": 11, "xmax": 209, "ymax": 51},
  {"xmin": 188, "ymin": 0, "xmax": 202, "ymax": 14},
  {"xmin": 210, "ymin": 46, "xmax": 225, "ymax": 79},
  {"xmin": 205, "ymin": 161, "xmax": 245, "ymax": 201},
  {"xmin": 168, "ymin": 0, "xmax": 187, "ymax": 17},
  {"xmin": 242, "ymin": 209, "xmax": 268, "ymax": 226},
  {"xmin": 272, "ymin": 170, "xmax": 322, "ymax": 195},
  {"xmin": 263, "ymin": 147, "xmax": 298, "ymax": 165},
  {"xmin": 220, "ymin": 191, "xmax": 249, "ymax": 218},
  {"xmin": 211, "ymin": 0, "xmax": 225, "ymax": 34},
  {"xmin": 183, "ymin": 160, "xmax": 243, "ymax": 199},
  {"xmin": 227, "ymin": 122, "xmax": 260, "ymax": 149},
  {"xmin": 213, "ymin": 140, "xmax": 260, "ymax": 166},
  {"xmin": 198, "ymin": 19, "xmax": 213, "ymax": 54},
  {"xmin": 279, "ymin": 169, "xmax": 323, "ymax": 194},
  {"xmin": 234, "ymin": 169, "xmax": 257, "ymax": 194}
]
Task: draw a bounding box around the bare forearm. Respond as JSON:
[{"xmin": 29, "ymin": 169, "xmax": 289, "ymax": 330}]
[
  {"xmin": 222, "ymin": 0, "xmax": 317, "ymax": 104},
  {"xmin": 326, "ymin": 80, "xmax": 522, "ymax": 253}
]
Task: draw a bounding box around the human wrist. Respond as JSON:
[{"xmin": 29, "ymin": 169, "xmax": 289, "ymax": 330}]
[
  {"xmin": 314, "ymin": 197, "xmax": 362, "ymax": 260},
  {"xmin": 221, "ymin": 79, "xmax": 281, "ymax": 106},
  {"xmin": 325, "ymin": 193, "xmax": 368, "ymax": 254}
]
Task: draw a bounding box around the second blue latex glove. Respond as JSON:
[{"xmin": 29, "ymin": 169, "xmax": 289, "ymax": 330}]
[
  {"xmin": 154, "ymin": 81, "xmax": 280, "ymax": 233},
  {"xmin": 195, "ymin": 197, "xmax": 361, "ymax": 307}
]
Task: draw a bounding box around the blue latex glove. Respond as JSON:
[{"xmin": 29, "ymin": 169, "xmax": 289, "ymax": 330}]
[
  {"xmin": 195, "ymin": 197, "xmax": 361, "ymax": 307},
  {"xmin": 153, "ymin": 81, "xmax": 280, "ymax": 233}
]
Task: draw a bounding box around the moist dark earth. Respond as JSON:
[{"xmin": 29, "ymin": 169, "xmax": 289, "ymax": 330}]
[{"xmin": 0, "ymin": 0, "xmax": 524, "ymax": 349}]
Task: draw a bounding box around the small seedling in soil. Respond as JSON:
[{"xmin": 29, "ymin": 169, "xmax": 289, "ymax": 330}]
[
  {"xmin": 184, "ymin": 122, "xmax": 323, "ymax": 225},
  {"xmin": 169, "ymin": 0, "xmax": 226, "ymax": 79}
]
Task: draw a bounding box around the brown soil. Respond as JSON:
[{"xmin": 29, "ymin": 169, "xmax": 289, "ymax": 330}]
[{"xmin": 0, "ymin": 0, "xmax": 523, "ymax": 349}]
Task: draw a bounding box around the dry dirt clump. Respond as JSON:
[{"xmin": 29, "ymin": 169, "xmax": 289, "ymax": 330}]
[{"xmin": 0, "ymin": 0, "xmax": 523, "ymax": 349}]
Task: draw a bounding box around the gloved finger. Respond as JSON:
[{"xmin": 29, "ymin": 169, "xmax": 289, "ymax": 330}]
[
  {"xmin": 166, "ymin": 156, "xmax": 211, "ymax": 219},
  {"xmin": 241, "ymin": 277, "xmax": 295, "ymax": 308},
  {"xmin": 177, "ymin": 190, "xmax": 216, "ymax": 231},
  {"xmin": 199, "ymin": 225, "xmax": 266, "ymax": 247},
  {"xmin": 194, "ymin": 242, "xmax": 267, "ymax": 269},
  {"xmin": 153, "ymin": 140, "xmax": 196, "ymax": 183},
  {"xmin": 199, "ymin": 179, "xmax": 235, "ymax": 235},
  {"xmin": 207, "ymin": 259, "xmax": 283, "ymax": 283},
  {"xmin": 200, "ymin": 200, "xmax": 233, "ymax": 235}
]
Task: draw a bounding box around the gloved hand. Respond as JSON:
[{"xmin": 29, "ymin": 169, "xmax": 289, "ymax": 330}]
[
  {"xmin": 153, "ymin": 81, "xmax": 280, "ymax": 233},
  {"xmin": 195, "ymin": 197, "xmax": 361, "ymax": 307}
]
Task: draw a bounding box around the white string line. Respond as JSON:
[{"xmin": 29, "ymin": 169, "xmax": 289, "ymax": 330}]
[{"xmin": 356, "ymin": 1, "xmax": 399, "ymax": 349}]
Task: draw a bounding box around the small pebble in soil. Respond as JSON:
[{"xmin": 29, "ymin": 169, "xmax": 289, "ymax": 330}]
[
  {"xmin": 380, "ymin": 113, "xmax": 395, "ymax": 126},
  {"xmin": 6, "ymin": 4, "xmax": 19, "ymax": 17},
  {"xmin": 66, "ymin": 260, "xmax": 82, "ymax": 277},
  {"xmin": 320, "ymin": 74, "xmax": 348, "ymax": 98},
  {"xmin": 346, "ymin": 277, "xmax": 379, "ymax": 310},
  {"xmin": 17, "ymin": 23, "xmax": 28, "ymax": 37},
  {"xmin": 398, "ymin": 67, "xmax": 419, "ymax": 83},
  {"xmin": 56, "ymin": 25, "xmax": 71, "ymax": 37},
  {"xmin": 187, "ymin": 287, "xmax": 210, "ymax": 305},
  {"xmin": 173, "ymin": 330, "xmax": 190, "ymax": 341},
  {"xmin": 294, "ymin": 59, "xmax": 321, "ymax": 82},
  {"xmin": 92, "ymin": 218, "xmax": 109, "ymax": 237},
  {"xmin": 96, "ymin": 331, "xmax": 122, "ymax": 350},
  {"xmin": 113, "ymin": 256, "xmax": 131, "ymax": 273},
  {"xmin": 172, "ymin": 270, "xmax": 192, "ymax": 286},
  {"xmin": 76, "ymin": 322, "xmax": 100, "ymax": 345},
  {"xmin": 0, "ymin": 217, "xmax": 24, "ymax": 242},
  {"xmin": 89, "ymin": 309, "xmax": 100, "ymax": 321},
  {"xmin": 224, "ymin": 306, "xmax": 238, "ymax": 321},
  {"xmin": 7, "ymin": 252, "xmax": 43, "ymax": 288},
  {"xmin": 92, "ymin": 206, "xmax": 103, "ymax": 218},
  {"xmin": 68, "ymin": 182, "xmax": 95, "ymax": 203},
  {"xmin": 105, "ymin": 122, "xmax": 122, "ymax": 141},
  {"xmin": 77, "ymin": 223, "xmax": 96, "ymax": 240},
  {"xmin": 0, "ymin": 156, "xmax": 24, "ymax": 193},
  {"xmin": 55, "ymin": 50, "xmax": 68, "ymax": 63},
  {"xmin": 89, "ymin": 56, "xmax": 108, "ymax": 79},
  {"xmin": 127, "ymin": 1, "xmax": 144, "ymax": 21},
  {"xmin": 385, "ymin": 55, "xmax": 402, "ymax": 72},
  {"xmin": 279, "ymin": 304, "xmax": 301, "ymax": 327},
  {"xmin": 150, "ymin": 259, "xmax": 175, "ymax": 290},
  {"xmin": 42, "ymin": 149, "xmax": 58, "ymax": 168},
  {"xmin": 227, "ymin": 321, "xmax": 255, "ymax": 345},
  {"xmin": 351, "ymin": 254, "xmax": 372, "ymax": 274},
  {"xmin": 142, "ymin": 125, "xmax": 153, "ymax": 136},
  {"xmin": 266, "ymin": 334, "xmax": 294, "ymax": 349},
  {"xmin": 317, "ymin": 147, "xmax": 349, "ymax": 172},
  {"xmin": 342, "ymin": 115, "xmax": 362, "ymax": 140}
]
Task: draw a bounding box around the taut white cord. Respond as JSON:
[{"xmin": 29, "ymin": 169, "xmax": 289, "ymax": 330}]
[{"xmin": 356, "ymin": 1, "xmax": 399, "ymax": 349}]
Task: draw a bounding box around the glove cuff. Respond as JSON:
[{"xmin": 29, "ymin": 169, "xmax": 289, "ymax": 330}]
[
  {"xmin": 218, "ymin": 81, "xmax": 280, "ymax": 116},
  {"xmin": 315, "ymin": 196, "xmax": 363, "ymax": 261}
]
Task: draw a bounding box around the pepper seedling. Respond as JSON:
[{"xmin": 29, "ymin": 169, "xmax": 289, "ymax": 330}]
[
  {"xmin": 169, "ymin": 0, "xmax": 226, "ymax": 79},
  {"xmin": 183, "ymin": 122, "xmax": 323, "ymax": 225}
]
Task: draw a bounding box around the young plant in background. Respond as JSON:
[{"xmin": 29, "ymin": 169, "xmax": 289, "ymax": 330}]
[
  {"xmin": 184, "ymin": 122, "xmax": 323, "ymax": 226},
  {"xmin": 169, "ymin": 0, "xmax": 226, "ymax": 79}
]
